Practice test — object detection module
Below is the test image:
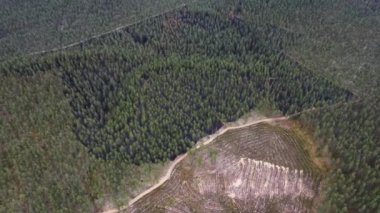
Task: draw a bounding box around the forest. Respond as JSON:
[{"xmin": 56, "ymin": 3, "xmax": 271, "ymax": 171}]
[
  {"xmin": 0, "ymin": 0, "xmax": 192, "ymax": 59},
  {"xmin": 1, "ymin": 9, "xmax": 352, "ymax": 164},
  {"xmin": 298, "ymin": 97, "xmax": 379, "ymax": 212},
  {"xmin": 0, "ymin": 0, "xmax": 379, "ymax": 212}
]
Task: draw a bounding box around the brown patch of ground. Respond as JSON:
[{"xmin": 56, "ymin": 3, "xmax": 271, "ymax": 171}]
[
  {"xmin": 125, "ymin": 122, "xmax": 322, "ymax": 213},
  {"xmin": 288, "ymin": 120, "xmax": 332, "ymax": 174}
]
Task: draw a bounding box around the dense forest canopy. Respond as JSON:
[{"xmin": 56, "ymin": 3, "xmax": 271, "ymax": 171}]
[
  {"xmin": 0, "ymin": 0, "xmax": 379, "ymax": 212},
  {"xmin": 1, "ymin": 9, "xmax": 352, "ymax": 164},
  {"xmin": 0, "ymin": 0, "xmax": 193, "ymax": 59},
  {"xmin": 299, "ymin": 98, "xmax": 379, "ymax": 212}
]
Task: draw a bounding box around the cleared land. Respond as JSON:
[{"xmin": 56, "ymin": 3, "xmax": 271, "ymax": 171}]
[
  {"xmin": 125, "ymin": 121, "xmax": 321, "ymax": 212},
  {"xmin": 102, "ymin": 115, "xmax": 286, "ymax": 212}
]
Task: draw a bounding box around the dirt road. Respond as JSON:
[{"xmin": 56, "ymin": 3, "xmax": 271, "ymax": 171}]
[
  {"xmin": 102, "ymin": 116, "xmax": 288, "ymax": 213},
  {"xmin": 28, "ymin": 3, "xmax": 189, "ymax": 57}
]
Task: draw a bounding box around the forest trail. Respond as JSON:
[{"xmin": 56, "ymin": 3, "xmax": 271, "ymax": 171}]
[
  {"xmin": 27, "ymin": 2, "xmax": 190, "ymax": 57},
  {"xmin": 102, "ymin": 115, "xmax": 288, "ymax": 213}
]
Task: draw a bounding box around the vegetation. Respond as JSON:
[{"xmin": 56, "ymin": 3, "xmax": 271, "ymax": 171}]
[
  {"xmin": 235, "ymin": 0, "xmax": 380, "ymax": 211},
  {"xmin": 238, "ymin": 0, "xmax": 380, "ymax": 97},
  {"xmin": 0, "ymin": 72, "xmax": 168, "ymax": 212},
  {"xmin": 128, "ymin": 122, "xmax": 322, "ymax": 212},
  {"xmin": 299, "ymin": 98, "xmax": 380, "ymax": 212},
  {"xmin": 0, "ymin": 0, "xmax": 378, "ymax": 212},
  {"xmin": 1, "ymin": 9, "xmax": 352, "ymax": 165},
  {"xmin": 0, "ymin": 0, "xmax": 192, "ymax": 59}
]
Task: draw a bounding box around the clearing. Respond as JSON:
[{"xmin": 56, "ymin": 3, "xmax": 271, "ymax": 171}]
[{"xmin": 104, "ymin": 114, "xmax": 322, "ymax": 212}]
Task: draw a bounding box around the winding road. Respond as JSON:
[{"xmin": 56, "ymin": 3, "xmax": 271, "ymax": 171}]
[{"xmin": 102, "ymin": 116, "xmax": 288, "ymax": 213}]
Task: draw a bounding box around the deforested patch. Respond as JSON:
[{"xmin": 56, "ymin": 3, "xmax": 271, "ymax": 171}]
[{"xmin": 126, "ymin": 122, "xmax": 321, "ymax": 212}]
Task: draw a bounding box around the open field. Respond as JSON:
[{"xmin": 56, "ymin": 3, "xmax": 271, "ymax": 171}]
[{"xmin": 126, "ymin": 121, "xmax": 321, "ymax": 212}]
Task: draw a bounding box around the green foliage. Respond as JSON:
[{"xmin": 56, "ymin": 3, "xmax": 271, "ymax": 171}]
[
  {"xmin": 1, "ymin": 9, "xmax": 352, "ymax": 165},
  {"xmin": 239, "ymin": 0, "xmax": 380, "ymax": 97},
  {"xmin": 0, "ymin": 0, "xmax": 192, "ymax": 59},
  {"xmin": 0, "ymin": 73, "xmax": 167, "ymax": 212},
  {"xmin": 299, "ymin": 99, "xmax": 380, "ymax": 212},
  {"xmin": 0, "ymin": 73, "xmax": 96, "ymax": 212},
  {"xmin": 1, "ymin": 0, "xmax": 377, "ymax": 212},
  {"xmin": 237, "ymin": 0, "xmax": 380, "ymax": 211}
]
